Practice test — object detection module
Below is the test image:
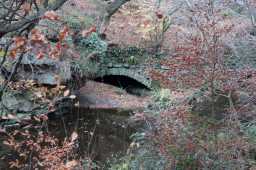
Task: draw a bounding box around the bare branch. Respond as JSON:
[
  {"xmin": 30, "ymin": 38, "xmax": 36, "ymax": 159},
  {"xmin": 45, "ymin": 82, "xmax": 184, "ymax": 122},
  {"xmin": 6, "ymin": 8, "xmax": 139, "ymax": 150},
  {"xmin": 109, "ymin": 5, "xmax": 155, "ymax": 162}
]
[
  {"xmin": 105, "ymin": 0, "xmax": 130, "ymax": 18},
  {"xmin": 99, "ymin": 0, "xmax": 130, "ymax": 34},
  {"xmin": 0, "ymin": 0, "xmax": 68, "ymax": 38}
]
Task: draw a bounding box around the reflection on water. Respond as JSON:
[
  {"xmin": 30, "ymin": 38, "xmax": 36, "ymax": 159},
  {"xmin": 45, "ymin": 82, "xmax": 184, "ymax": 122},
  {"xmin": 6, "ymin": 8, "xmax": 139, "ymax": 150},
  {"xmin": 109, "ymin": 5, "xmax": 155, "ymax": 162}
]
[
  {"xmin": 0, "ymin": 108, "xmax": 135, "ymax": 169},
  {"xmin": 48, "ymin": 108, "xmax": 135, "ymax": 166}
]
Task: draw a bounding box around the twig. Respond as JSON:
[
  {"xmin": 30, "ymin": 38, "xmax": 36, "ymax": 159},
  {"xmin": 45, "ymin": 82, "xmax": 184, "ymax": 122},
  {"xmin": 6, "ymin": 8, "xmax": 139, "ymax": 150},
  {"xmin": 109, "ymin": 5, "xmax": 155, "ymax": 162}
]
[{"xmin": 1, "ymin": 51, "xmax": 25, "ymax": 93}]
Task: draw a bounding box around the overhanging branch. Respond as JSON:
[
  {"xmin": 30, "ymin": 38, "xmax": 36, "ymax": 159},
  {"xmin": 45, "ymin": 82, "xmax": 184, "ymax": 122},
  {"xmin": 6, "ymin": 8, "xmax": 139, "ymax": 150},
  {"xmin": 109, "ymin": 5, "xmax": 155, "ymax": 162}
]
[
  {"xmin": 100, "ymin": 0, "xmax": 130, "ymax": 34},
  {"xmin": 106, "ymin": 0, "xmax": 131, "ymax": 18},
  {"xmin": 0, "ymin": 0, "xmax": 68, "ymax": 38}
]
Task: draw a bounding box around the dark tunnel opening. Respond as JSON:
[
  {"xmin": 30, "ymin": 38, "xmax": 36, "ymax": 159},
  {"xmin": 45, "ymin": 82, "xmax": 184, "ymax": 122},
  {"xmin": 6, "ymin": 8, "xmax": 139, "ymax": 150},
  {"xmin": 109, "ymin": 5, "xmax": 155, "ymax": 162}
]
[{"xmin": 94, "ymin": 75, "xmax": 151, "ymax": 96}]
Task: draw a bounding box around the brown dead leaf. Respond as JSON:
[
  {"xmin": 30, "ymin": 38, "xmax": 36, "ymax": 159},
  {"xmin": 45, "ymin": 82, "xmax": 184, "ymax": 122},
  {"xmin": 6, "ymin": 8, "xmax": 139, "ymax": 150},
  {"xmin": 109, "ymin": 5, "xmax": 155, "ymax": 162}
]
[
  {"xmin": 43, "ymin": 11, "xmax": 59, "ymax": 21},
  {"xmin": 40, "ymin": 115, "xmax": 48, "ymax": 121},
  {"xmin": 14, "ymin": 36, "xmax": 27, "ymax": 48},
  {"xmin": 6, "ymin": 114, "xmax": 20, "ymax": 122},
  {"xmin": 3, "ymin": 140, "xmax": 14, "ymax": 147},
  {"xmin": 32, "ymin": 115, "xmax": 41, "ymax": 122},
  {"xmin": 81, "ymin": 26, "xmax": 96, "ymax": 37},
  {"xmin": 65, "ymin": 160, "xmax": 78, "ymax": 169},
  {"xmin": 59, "ymin": 26, "xmax": 69, "ymax": 41},
  {"xmin": 30, "ymin": 29, "xmax": 48, "ymax": 44}
]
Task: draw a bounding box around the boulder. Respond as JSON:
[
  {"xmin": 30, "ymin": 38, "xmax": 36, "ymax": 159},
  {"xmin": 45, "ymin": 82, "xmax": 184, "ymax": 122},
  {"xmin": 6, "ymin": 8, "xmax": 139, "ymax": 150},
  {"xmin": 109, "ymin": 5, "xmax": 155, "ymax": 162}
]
[
  {"xmin": 19, "ymin": 53, "xmax": 72, "ymax": 86},
  {"xmin": 190, "ymin": 90, "xmax": 256, "ymax": 121},
  {"xmin": 2, "ymin": 90, "xmax": 38, "ymax": 112},
  {"xmin": 22, "ymin": 53, "xmax": 57, "ymax": 66},
  {"xmin": 37, "ymin": 17, "xmax": 63, "ymax": 42}
]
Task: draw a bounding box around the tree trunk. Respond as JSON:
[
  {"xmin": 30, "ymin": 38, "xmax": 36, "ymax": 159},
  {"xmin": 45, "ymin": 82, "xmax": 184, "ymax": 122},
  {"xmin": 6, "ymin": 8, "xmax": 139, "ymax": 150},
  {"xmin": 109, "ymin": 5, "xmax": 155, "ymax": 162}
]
[{"xmin": 99, "ymin": 0, "xmax": 130, "ymax": 35}]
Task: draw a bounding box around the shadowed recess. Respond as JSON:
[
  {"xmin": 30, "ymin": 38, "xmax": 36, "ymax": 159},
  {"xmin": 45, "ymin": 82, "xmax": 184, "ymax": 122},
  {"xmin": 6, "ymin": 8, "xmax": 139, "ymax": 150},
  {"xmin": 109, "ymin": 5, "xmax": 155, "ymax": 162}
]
[{"xmin": 94, "ymin": 75, "xmax": 150, "ymax": 96}]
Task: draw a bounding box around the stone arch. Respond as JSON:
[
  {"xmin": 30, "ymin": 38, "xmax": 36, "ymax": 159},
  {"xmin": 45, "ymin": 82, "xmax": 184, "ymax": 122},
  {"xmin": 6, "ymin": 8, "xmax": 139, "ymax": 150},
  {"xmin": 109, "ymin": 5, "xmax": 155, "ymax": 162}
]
[{"xmin": 96, "ymin": 68, "xmax": 152, "ymax": 89}]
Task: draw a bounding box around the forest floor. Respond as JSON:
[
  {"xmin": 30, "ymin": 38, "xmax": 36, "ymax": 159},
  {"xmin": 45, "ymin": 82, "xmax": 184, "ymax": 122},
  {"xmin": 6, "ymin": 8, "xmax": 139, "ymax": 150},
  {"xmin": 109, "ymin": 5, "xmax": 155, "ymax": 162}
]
[{"xmin": 62, "ymin": 0, "xmax": 176, "ymax": 49}]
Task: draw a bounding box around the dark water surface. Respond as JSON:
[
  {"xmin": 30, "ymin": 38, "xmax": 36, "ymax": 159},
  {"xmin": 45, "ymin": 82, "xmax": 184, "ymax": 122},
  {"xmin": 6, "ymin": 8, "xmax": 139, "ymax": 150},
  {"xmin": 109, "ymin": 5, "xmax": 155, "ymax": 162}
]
[
  {"xmin": 0, "ymin": 108, "xmax": 135, "ymax": 169},
  {"xmin": 48, "ymin": 108, "xmax": 134, "ymax": 163}
]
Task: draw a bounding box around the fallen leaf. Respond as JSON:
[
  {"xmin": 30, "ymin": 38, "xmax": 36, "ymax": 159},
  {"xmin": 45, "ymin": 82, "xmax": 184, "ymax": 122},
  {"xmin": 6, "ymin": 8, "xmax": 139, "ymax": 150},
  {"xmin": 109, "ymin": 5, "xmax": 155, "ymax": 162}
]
[
  {"xmin": 71, "ymin": 131, "xmax": 78, "ymax": 142},
  {"xmin": 43, "ymin": 11, "xmax": 59, "ymax": 21},
  {"xmin": 63, "ymin": 89, "xmax": 70, "ymax": 97},
  {"xmin": 0, "ymin": 127, "xmax": 6, "ymax": 134},
  {"xmin": 34, "ymin": 91, "xmax": 43, "ymax": 98},
  {"xmin": 32, "ymin": 115, "xmax": 41, "ymax": 122},
  {"xmin": 9, "ymin": 49, "xmax": 17, "ymax": 59},
  {"xmin": 69, "ymin": 95, "xmax": 76, "ymax": 99},
  {"xmin": 81, "ymin": 26, "xmax": 97, "ymax": 37},
  {"xmin": 30, "ymin": 29, "xmax": 47, "ymax": 44},
  {"xmin": 59, "ymin": 26, "xmax": 69, "ymax": 41},
  {"xmin": 3, "ymin": 140, "xmax": 13, "ymax": 147},
  {"xmin": 7, "ymin": 114, "xmax": 20, "ymax": 122},
  {"xmin": 65, "ymin": 160, "xmax": 78, "ymax": 169},
  {"xmin": 14, "ymin": 36, "xmax": 27, "ymax": 48},
  {"xmin": 40, "ymin": 115, "xmax": 48, "ymax": 121},
  {"xmin": 74, "ymin": 102, "xmax": 80, "ymax": 107},
  {"xmin": 36, "ymin": 51, "xmax": 45, "ymax": 59}
]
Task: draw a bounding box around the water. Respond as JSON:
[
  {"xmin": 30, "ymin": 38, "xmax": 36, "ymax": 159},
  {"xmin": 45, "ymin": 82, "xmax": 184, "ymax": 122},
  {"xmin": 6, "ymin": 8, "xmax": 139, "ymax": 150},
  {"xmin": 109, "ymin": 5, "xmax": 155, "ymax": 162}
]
[
  {"xmin": 48, "ymin": 108, "xmax": 134, "ymax": 164},
  {"xmin": 0, "ymin": 108, "xmax": 136, "ymax": 169}
]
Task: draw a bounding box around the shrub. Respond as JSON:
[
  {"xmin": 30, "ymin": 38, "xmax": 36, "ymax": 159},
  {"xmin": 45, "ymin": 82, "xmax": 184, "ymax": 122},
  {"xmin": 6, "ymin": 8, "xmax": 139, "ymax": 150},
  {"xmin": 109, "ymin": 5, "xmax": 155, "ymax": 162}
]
[
  {"xmin": 109, "ymin": 132, "xmax": 167, "ymax": 170},
  {"xmin": 151, "ymin": 88, "xmax": 172, "ymax": 111},
  {"xmin": 1, "ymin": 116, "xmax": 80, "ymax": 169},
  {"xmin": 77, "ymin": 32, "xmax": 107, "ymax": 54}
]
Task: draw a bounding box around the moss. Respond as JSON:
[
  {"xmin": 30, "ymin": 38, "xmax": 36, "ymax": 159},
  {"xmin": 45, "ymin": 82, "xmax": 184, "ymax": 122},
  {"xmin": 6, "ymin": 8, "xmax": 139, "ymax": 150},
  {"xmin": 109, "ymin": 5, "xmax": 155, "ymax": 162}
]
[
  {"xmin": 72, "ymin": 59, "xmax": 99, "ymax": 78},
  {"xmin": 105, "ymin": 46, "xmax": 147, "ymax": 65},
  {"xmin": 62, "ymin": 9, "xmax": 95, "ymax": 31},
  {"xmin": 76, "ymin": 33, "xmax": 107, "ymax": 53},
  {"xmin": 151, "ymin": 80, "xmax": 161, "ymax": 89}
]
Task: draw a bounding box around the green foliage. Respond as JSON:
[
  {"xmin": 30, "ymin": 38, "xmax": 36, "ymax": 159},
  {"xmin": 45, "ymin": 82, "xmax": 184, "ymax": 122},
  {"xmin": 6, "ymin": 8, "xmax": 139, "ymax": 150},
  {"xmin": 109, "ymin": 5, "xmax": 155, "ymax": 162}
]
[
  {"xmin": 63, "ymin": 11, "xmax": 95, "ymax": 31},
  {"xmin": 0, "ymin": 48, "xmax": 5, "ymax": 57},
  {"xmin": 72, "ymin": 32, "xmax": 108, "ymax": 79},
  {"xmin": 82, "ymin": 159, "xmax": 100, "ymax": 170},
  {"xmin": 125, "ymin": 47, "xmax": 145, "ymax": 57},
  {"xmin": 77, "ymin": 32, "xmax": 107, "ymax": 54},
  {"xmin": 162, "ymin": 17, "xmax": 171, "ymax": 33},
  {"xmin": 108, "ymin": 159, "xmax": 129, "ymax": 170},
  {"xmin": 242, "ymin": 121, "xmax": 256, "ymax": 142},
  {"xmin": 220, "ymin": 8, "xmax": 237, "ymax": 17},
  {"xmin": 105, "ymin": 46, "xmax": 146, "ymax": 64},
  {"xmin": 151, "ymin": 88, "xmax": 172, "ymax": 111},
  {"xmin": 153, "ymin": 88, "xmax": 171, "ymax": 103},
  {"xmin": 127, "ymin": 56, "xmax": 138, "ymax": 65},
  {"xmin": 73, "ymin": 33, "xmax": 107, "ymax": 78},
  {"xmin": 175, "ymin": 155, "xmax": 198, "ymax": 170},
  {"xmin": 39, "ymin": 19, "xmax": 63, "ymax": 40}
]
